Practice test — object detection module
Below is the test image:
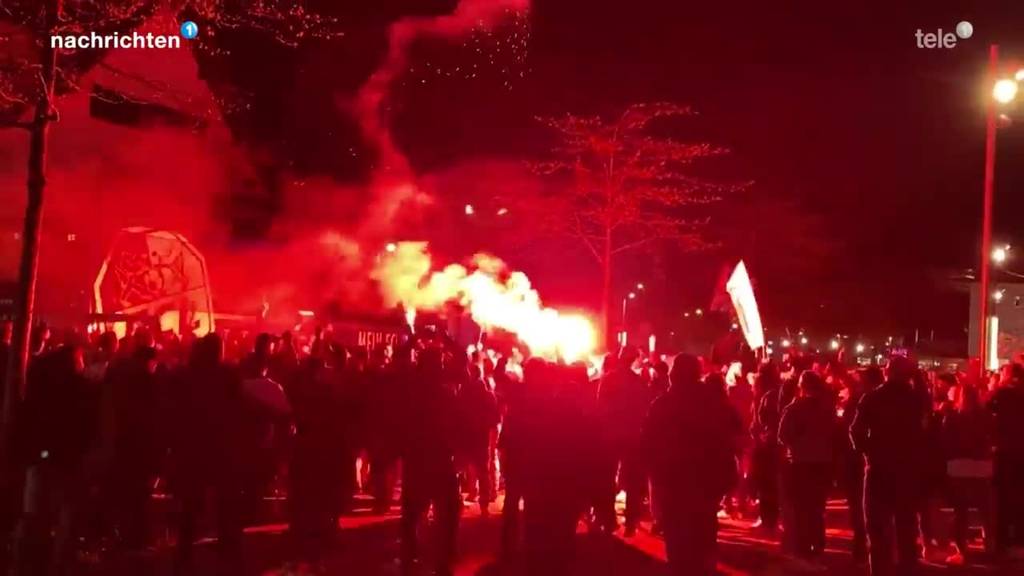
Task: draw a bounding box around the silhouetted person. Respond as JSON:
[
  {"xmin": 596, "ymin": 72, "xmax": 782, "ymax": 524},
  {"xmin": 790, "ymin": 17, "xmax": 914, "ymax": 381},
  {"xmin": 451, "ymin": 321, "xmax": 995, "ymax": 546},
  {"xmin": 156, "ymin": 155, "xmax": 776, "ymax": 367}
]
[
  {"xmin": 11, "ymin": 344, "xmax": 96, "ymax": 575},
  {"xmin": 240, "ymin": 332, "xmax": 274, "ymax": 379},
  {"xmin": 84, "ymin": 331, "xmax": 118, "ymax": 383},
  {"xmin": 288, "ymin": 343, "xmax": 351, "ymax": 565},
  {"xmin": 750, "ymin": 362, "xmax": 782, "ymax": 533},
  {"xmin": 650, "ymin": 360, "xmax": 670, "ymax": 400},
  {"xmin": 645, "ymin": 359, "xmax": 671, "ymax": 535},
  {"xmin": 988, "ymin": 362, "xmax": 1024, "ymax": 557},
  {"xmin": 269, "ymin": 331, "xmax": 299, "ymax": 388},
  {"xmin": 942, "ymin": 380, "xmax": 993, "ymax": 563},
  {"xmin": 366, "ymin": 346, "xmax": 403, "ymax": 513},
  {"xmin": 103, "ymin": 344, "xmax": 162, "ymax": 551},
  {"xmin": 840, "ymin": 366, "xmax": 882, "ymax": 561},
  {"xmin": 332, "ymin": 345, "xmax": 362, "ymax": 520},
  {"xmin": 726, "ymin": 366, "xmax": 754, "ymax": 516},
  {"xmin": 458, "ymin": 363, "xmax": 499, "ymax": 516},
  {"xmin": 169, "ymin": 333, "xmax": 245, "ymax": 575},
  {"xmin": 643, "ymin": 354, "xmax": 740, "ymax": 576},
  {"xmin": 850, "ymin": 356, "xmax": 927, "ymax": 576},
  {"xmin": 779, "ymin": 370, "xmax": 835, "ymax": 565},
  {"xmin": 499, "ymin": 357, "xmax": 531, "ymax": 558},
  {"xmin": 238, "ymin": 333, "xmax": 289, "ymax": 528},
  {"xmin": 914, "ymin": 369, "xmax": 946, "ymax": 552},
  {"xmin": 399, "ymin": 347, "xmax": 461, "ymax": 576},
  {"xmin": 520, "ymin": 361, "xmax": 590, "ymax": 575},
  {"xmin": 597, "ymin": 346, "xmax": 650, "ymax": 535}
]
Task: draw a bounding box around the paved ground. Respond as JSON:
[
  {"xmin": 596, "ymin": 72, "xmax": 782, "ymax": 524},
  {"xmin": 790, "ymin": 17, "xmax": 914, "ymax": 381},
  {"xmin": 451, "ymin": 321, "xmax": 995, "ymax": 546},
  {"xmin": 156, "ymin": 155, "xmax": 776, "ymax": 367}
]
[{"xmin": 79, "ymin": 493, "xmax": 1017, "ymax": 576}]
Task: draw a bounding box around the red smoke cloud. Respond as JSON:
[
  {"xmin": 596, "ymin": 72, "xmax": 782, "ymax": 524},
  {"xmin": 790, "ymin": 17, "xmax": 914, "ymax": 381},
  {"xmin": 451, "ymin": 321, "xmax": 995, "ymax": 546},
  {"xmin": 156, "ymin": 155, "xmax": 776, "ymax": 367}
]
[{"xmin": 0, "ymin": 2, "xmax": 533, "ymax": 325}]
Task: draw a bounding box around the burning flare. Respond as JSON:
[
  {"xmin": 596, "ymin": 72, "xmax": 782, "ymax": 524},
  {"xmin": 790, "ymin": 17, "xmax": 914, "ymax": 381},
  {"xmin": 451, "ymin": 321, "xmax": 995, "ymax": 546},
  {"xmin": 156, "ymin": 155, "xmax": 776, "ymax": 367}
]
[{"xmin": 373, "ymin": 242, "xmax": 596, "ymax": 362}]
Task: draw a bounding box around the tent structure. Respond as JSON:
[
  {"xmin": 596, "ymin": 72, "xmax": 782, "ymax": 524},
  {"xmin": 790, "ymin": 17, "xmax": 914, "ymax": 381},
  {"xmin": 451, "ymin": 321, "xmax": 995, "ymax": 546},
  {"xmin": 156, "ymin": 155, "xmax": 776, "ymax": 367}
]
[{"xmin": 93, "ymin": 227, "xmax": 214, "ymax": 337}]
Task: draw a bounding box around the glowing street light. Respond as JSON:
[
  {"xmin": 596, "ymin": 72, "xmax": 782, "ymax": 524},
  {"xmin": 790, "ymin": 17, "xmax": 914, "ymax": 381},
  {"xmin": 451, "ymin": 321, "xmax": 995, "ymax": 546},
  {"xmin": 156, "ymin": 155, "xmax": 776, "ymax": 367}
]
[
  {"xmin": 799, "ymin": 336, "xmax": 808, "ymax": 346},
  {"xmin": 464, "ymin": 204, "xmax": 475, "ymax": 216},
  {"xmin": 994, "ymin": 289, "xmax": 1005, "ymax": 303},
  {"xmin": 385, "ymin": 242, "xmax": 397, "ymax": 253},
  {"xmin": 830, "ymin": 339, "xmax": 840, "ymax": 350},
  {"xmin": 695, "ymin": 308, "xmax": 703, "ymax": 316},
  {"xmin": 781, "ymin": 339, "xmax": 792, "ymax": 348},
  {"xmin": 636, "ymin": 282, "xmax": 645, "ymax": 290},
  {"xmin": 855, "ymin": 343, "xmax": 866, "ymax": 354},
  {"xmin": 994, "ymin": 78, "xmax": 1019, "ymax": 104},
  {"xmin": 993, "ymin": 245, "xmax": 1010, "ymax": 264},
  {"xmin": 623, "ymin": 291, "xmax": 640, "ymax": 327}
]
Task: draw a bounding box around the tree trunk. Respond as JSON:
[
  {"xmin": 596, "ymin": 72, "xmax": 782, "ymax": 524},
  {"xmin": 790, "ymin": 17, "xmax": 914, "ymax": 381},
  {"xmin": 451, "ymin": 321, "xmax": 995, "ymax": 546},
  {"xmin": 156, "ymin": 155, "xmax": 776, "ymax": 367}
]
[
  {"xmin": 2, "ymin": 0, "xmax": 62, "ymax": 448},
  {"xmin": 602, "ymin": 225, "xmax": 613, "ymax": 350}
]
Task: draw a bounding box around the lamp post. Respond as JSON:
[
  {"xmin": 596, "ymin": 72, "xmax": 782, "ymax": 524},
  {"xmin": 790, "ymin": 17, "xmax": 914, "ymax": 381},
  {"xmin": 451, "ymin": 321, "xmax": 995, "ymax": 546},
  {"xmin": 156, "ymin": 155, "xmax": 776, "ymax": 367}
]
[
  {"xmin": 622, "ymin": 283, "xmax": 645, "ymax": 323},
  {"xmin": 979, "ymin": 46, "xmax": 1023, "ymax": 369},
  {"xmin": 619, "ymin": 283, "xmax": 645, "ymax": 347},
  {"xmin": 979, "ymin": 44, "xmax": 999, "ymax": 370},
  {"xmin": 622, "ymin": 292, "xmax": 636, "ymax": 324}
]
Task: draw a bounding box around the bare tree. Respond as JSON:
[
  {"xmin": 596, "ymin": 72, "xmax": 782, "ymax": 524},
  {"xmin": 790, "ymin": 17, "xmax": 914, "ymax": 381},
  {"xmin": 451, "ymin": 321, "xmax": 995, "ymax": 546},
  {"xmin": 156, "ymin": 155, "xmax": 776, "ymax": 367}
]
[
  {"xmin": 532, "ymin": 102, "xmax": 741, "ymax": 343},
  {"xmin": 1, "ymin": 0, "xmax": 69, "ymax": 447},
  {"xmin": 0, "ymin": 0, "xmax": 341, "ymax": 452}
]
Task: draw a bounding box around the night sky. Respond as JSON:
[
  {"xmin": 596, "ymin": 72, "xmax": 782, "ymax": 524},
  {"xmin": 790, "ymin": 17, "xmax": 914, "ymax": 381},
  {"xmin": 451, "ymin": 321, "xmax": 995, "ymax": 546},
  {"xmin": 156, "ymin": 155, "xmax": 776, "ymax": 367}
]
[
  {"xmin": 207, "ymin": 1, "xmax": 1024, "ymax": 338},
  {"xmin": 538, "ymin": 2, "xmax": 1020, "ymax": 338},
  {"xmin": 484, "ymin": 1, "xmax": 1024, "ymax": 338}
]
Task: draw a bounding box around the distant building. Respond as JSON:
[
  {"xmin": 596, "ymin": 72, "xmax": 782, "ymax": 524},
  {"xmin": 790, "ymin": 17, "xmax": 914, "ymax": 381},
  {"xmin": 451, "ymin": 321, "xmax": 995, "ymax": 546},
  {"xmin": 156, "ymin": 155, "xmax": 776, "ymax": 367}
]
[{"xmin": 966, "ymin": 276, "xmax": 1024, "ymax": 367}]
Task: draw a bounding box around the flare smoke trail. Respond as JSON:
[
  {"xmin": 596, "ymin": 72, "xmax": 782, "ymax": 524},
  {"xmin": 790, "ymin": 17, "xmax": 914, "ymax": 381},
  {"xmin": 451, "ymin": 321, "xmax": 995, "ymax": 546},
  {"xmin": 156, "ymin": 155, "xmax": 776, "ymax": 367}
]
[{"xmin": 352, "ymin": 0, "xmax": 530, "ymax": 238}]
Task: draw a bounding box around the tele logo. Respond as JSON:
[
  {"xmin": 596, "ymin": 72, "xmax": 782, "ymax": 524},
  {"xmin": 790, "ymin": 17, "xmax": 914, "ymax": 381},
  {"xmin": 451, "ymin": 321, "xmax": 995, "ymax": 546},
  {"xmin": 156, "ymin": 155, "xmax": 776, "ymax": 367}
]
[{"xmin": 915, "ymin": 21, "xmax": 973, "ymax": 49}]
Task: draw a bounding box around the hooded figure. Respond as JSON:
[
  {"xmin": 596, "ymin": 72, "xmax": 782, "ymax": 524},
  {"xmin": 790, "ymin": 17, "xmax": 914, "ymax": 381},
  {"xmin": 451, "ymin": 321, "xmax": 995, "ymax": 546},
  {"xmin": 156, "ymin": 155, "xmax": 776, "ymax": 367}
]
[
  {"xmin": 778, "ymin": 370, "xmax": 836, "ymax": 562},
  {"xmin": 643, "ymin": 354, "xmax": 740, "ymax": 576},
  {"xmin": 850, "ymin": 355, "xmax": 928, "ymax": 576}
]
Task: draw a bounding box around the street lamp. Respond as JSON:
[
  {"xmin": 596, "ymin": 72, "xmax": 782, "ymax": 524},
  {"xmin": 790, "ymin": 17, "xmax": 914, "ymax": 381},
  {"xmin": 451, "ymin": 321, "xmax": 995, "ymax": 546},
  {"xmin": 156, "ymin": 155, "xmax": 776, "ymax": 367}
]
[
  {"xmin": 993, "ymin": 245, "xmax": 1010, "ymax": 264},
  {"xmin": 622, "ymin": 291, "xmax": 638, "ymax": 326},
  {"xmin": 978, "ymin": 46, "xmax": 1023, "ymax": 369},
  {"xmin": 994, "ymin": 78, "xmax": 1019, "ymax": 104},
  {"xmin": 830, "ymin": 339, "xmax": 840, "ymax": 350}
]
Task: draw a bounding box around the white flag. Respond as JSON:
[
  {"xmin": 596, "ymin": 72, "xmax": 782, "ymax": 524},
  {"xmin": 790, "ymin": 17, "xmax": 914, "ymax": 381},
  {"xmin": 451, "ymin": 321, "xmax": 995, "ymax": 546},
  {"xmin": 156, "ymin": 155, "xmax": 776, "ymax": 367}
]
[{"xmin": 725, "ymin": 261, "xmax": 765, "ymax": 350}]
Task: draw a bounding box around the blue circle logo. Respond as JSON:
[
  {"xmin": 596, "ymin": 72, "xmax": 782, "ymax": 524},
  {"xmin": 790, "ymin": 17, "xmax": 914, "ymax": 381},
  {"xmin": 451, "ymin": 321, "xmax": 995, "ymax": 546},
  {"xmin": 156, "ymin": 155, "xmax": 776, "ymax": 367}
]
[{"xmin": 180, "ymin": 21, "xmax": 199, "ymax": 40}]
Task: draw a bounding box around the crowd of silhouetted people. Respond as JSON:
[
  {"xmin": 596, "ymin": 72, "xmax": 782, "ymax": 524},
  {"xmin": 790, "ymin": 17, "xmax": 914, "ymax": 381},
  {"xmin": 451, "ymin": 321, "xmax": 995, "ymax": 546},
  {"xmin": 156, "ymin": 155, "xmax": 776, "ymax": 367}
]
[{"xmin": 0, "ymin": 320, "xmax": 1023, "ymax": 576}]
